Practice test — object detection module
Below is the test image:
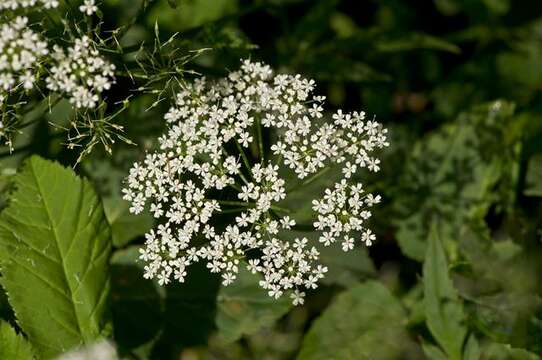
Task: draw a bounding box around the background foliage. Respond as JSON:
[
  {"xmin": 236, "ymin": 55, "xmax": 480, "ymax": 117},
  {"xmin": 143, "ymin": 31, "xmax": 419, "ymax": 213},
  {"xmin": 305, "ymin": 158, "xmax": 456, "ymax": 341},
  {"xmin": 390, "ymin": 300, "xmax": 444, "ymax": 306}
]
[{"xmin": 2, "ymin": 0, "xmax": 542, "ymax": 359}]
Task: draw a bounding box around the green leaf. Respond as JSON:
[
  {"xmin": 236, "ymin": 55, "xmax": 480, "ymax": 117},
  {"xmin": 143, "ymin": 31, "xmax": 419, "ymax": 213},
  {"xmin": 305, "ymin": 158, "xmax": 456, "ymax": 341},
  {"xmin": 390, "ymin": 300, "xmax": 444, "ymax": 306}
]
[
  {"xmin": 278, "ymin": 230, "xmax": 375, "ymax": 288},
  {"xmin": 167, "ymin": 0, "xmax": 178, "ymax": 8},
  {"xmin": 422, "ymin": 342, "xmax": 448, "ymax": 360},
  {"xmin": 216, "ymin": 265, "xmax": 291, "ymax": 342},
  {"xmin": 481, "ymin": 343, "xmax": 540, "ymax": 359},
  {"xmin": 0, "ymin": 321, "xmax": 34, "ymax": 360},
  {"xmin": 394, "ymin": 101, "xmax": 519, "ymax": 261},
  {"xmin": 0, "ymin": 156, "xmax": 112, "ymax": 359},
  {"xmin": 482, "ymin": 0, "xmax": 510, "ymax": 14},
  {"xmin": 376, "ymin": 32, "xmax": 461, "ymax": 54},
  {"xmin": 423, "ymin": 222, "xmax": 467, "ymax": 360},
  {"xmin": 458, "ymin": 227, "xmax": 542, "ymax": 352},
  {"xmin": 103, "ymin": 197, "xmax": 153, "ymax": 248},
  {"xmin": 318, "ymin": 244, "xmax": 375, "ymax": 287},
  {"xmin": 297, "ymin": 281, "xmax": 421, "ymax": 360},
  {"xmin": 147, "ymin": 0, "xmax": 238, "ymax": 32},
  {"xmin": 463, "ymin": 335, "xmax": 481, "ymax": 360},
  {"xmin": 524, "ymin": 154, "xmax": 542, "ymax": 197}
]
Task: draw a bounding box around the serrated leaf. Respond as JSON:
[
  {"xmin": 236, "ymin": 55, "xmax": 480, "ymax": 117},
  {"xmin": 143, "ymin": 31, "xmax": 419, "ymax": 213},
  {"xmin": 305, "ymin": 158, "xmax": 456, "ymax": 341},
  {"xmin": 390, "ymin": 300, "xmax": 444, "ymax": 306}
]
[
  {"xmin": 423, "ymin": 222, "xmax": 467, "ymax": 360},
  {"xmin": 297, "ymin": 281, "xmax": 421, "ymax": 360},
  {"xmin": 216, "ymin": 265, "xmax": 291, "ymax": 342},
  {"xmin": 0, "ymin": 321, "xmax": 34, "ymax": 360},
  {"xmin": 0, "ymin": 156, "xmax": 112, "ymax": 359},
  {"xmin": 394, "ymin": 101, "xmax": 519, "ymax": 261}
]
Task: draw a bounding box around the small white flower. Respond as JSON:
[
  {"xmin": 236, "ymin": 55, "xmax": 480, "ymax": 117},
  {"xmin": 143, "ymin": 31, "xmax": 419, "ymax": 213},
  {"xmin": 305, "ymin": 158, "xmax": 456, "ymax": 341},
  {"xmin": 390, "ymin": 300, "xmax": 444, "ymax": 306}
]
[
  {"xmin": 79, "ymin": 0, "xmax": 98, "ymax": 15},
  {"xmin": 0, "ymin": 17, "xmax": 48, "ymax": 94},
  {"xmin": 0, "ymin": 0, "xmax": 59, "ymax": 10},
  {"xmin": 290, "ymin": 290, "xmax": 305, "ymax": 306},
  {"xmin": 46, "ymin": 36, "xmax": 115, "ymax": 109}
]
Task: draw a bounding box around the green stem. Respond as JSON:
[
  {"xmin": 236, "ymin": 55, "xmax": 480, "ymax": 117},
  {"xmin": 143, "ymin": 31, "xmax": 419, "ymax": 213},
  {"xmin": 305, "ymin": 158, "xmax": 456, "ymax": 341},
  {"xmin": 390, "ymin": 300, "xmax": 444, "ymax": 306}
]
[
  {"xmin": 287, "ymin": 167, "xmax": 331, "ymax": 193},
  {"xmin": 219, "ymin": 208, "xmax": 245, "ymax": 214},
  {"xmin": 255, "ymin": 117, "xmax": 264, "ymax": 164},
  {"xmin": 216, "ymin": 200, "xmax": 291, "ymax": 214},
  {"xmin": 270, "ymin": 205, "xmax": 291, "ymax": 214},
  {"xmin": 217, "ymin": 200, "xmax": 249, "ymax": 207},
  {"xmin": 235, "ymin": 139, "xmax": 253, "ymax": 180}
]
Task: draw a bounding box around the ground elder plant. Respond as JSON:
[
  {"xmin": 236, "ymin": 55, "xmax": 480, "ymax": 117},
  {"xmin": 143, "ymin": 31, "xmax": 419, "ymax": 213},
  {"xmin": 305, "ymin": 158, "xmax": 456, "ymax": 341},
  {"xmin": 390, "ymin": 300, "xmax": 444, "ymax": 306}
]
[
  {"xmin": 3, "ymin": 1, "xmax": 536, "ymax": 359},
  {"xmin": 123, "ymin": 59, "xmax": 389, "ymax": 305}
]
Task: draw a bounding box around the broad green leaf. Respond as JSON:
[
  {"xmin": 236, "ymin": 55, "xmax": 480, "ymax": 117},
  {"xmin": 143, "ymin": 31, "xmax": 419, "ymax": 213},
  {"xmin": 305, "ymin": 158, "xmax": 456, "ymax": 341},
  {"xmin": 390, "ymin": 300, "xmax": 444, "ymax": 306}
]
[
  {"xmin": 318, "ymin": 244, "xmax": 375, "ymax": 287},
  {"xmin": 297, "ymin": 281, "xmax": 421, "ymax": 360},
  {"xmin": 216, "ymin": 266, "xmax": 291, "ymax": 342},
  {"xmin": 0, "ymin": 321, "xmax": 34, "ymax": 360},
  {"xmin": 423, "ymin": 223, "xmax": 467, "ymax": 360},
  {"xmin": 394, "ymin": 101, "xmax": 519, "ymax": 261},
  {"xmin": 0, "ymin": 156, "xmax": 112, "ymax": 359},
  {"xmin": 458, "ymin": 227, "xmax": 542, "ymax": 352}
]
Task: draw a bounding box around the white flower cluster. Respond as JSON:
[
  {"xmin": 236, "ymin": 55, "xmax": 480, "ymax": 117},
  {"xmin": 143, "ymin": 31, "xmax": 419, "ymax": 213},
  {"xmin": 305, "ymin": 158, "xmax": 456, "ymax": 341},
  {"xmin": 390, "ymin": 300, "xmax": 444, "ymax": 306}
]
[
  {"xmin": 46, "ymin": 36, "xmax": 115, "ymax": 109},
  {"xmin": 123, "ymin": 59, "xmax": 388, "ymax": 305},
  {"xmin": 0, "ymin": 0, "xmax": 59, "ymax": 10},
  {"xmin": 313, "ymin": 180, "xmax": 380, "ymax": 251},
  {"xmin": 0, "ymin": 17, "xmax": 48, "ymax": 96}
]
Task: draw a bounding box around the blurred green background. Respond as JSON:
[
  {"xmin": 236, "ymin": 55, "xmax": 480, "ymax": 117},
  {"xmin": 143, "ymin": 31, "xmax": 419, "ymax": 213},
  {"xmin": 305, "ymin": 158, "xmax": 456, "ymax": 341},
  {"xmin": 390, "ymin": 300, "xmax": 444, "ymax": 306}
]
[{"xmin": 4, "ymin": 0, "xmax": 542, "ymax": 359}]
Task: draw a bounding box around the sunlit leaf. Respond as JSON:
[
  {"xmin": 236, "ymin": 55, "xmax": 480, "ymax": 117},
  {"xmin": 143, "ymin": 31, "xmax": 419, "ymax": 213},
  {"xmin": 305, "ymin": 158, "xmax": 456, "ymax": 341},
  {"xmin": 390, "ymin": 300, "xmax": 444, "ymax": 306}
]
[{"xmin": 0, "ymin": 156, "xmax": 112, "ymax": 358}]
